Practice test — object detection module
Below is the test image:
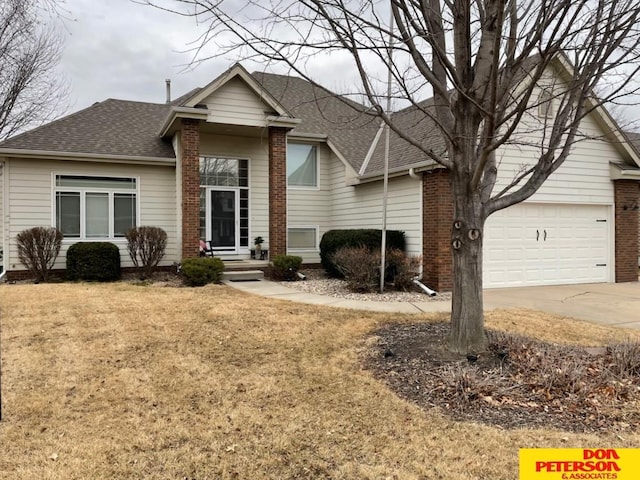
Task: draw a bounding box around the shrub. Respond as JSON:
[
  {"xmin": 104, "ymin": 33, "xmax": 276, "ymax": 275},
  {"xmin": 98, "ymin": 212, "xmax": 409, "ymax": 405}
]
[
  {"xmin": 268, "ymin": 254, "xmax": 303, "ymax": 281},
  {"xmin": 320, "ymin": 229, "xmax": 406, "ymax": 277},
  {"xmin": 181, "ymin": 257, "xmax": 224, "ymax": 286},
  {"xmin": 125, "ymin": 226, "xmax": 168, "ymax": 279},
  {"xmin": 66, "ymin": 242, "xmax": 121, "ymax": 282},
  {"xmin": 386, "ymin": 248, "xmax": 421, "ymax": 291},
  {"xmin": 330, "ymin": 245, "xmax": 381, "ymax": 292},
  {"xmin": 16, "ymin": 226, "xmax": 63, "ymax": 282}
]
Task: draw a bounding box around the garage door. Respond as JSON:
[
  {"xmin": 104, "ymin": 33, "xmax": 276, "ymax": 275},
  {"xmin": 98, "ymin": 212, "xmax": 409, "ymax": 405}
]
[{"xmin": 483, "ymin": 204, "xmax": 611, "ymax": 288}]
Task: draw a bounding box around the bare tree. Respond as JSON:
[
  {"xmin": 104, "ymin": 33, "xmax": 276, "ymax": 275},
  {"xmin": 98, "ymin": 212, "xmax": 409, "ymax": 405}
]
[
  {"xmin": 0, "ymin": 0, "xmax": 67, "ymax": 140},
  {"xmin": 142, "ymin": 0, "xmax": 640, "ymax": 353}
]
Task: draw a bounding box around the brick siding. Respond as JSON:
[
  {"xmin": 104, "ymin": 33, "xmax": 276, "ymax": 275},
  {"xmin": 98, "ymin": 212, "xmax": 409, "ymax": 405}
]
[
  {"xmin": 181, "ymin": 118, "xmax": 201, "ymax": 259},
  {"xmin": 614, "ymin": 180, "xmax": 640, "ymax": 282},
  {"xmin": 269, "ymin": 127, "xmax": 288, "ymax": 257},
  {"xmin": 422, "ymin": 170, "xmax": 454, "ymax": 291}
]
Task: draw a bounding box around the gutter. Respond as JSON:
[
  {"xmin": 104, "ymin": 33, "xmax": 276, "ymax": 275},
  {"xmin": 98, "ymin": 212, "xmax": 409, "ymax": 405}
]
[
  {"xmin": 350, "ymin": 161, "xmax": 443, "ymax": 185},
  {"xmin": 610, "ymin": 162, "xmax": 640, "ymax": 181},
  {"xmin": 0, "ymin": 149, "xmax": 177, "ymax": 166}
]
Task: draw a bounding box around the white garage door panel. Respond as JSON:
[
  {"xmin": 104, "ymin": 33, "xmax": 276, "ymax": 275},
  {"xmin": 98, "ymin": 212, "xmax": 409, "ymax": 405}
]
[{"xmin": 484, "ymin": 204, "xmax": 610, "ymax": 288}]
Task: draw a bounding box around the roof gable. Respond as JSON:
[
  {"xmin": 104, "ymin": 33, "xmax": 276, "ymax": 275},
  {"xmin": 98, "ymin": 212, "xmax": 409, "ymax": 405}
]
[{"xmin": 181, "ymin": 64, "xmax": 291, "ymax": 119}]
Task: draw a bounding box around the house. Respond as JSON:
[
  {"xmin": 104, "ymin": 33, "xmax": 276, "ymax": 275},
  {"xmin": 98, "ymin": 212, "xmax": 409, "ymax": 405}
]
[{"xmin": 0, "ymin": 61, "xmax": 638, "ymax": 289}]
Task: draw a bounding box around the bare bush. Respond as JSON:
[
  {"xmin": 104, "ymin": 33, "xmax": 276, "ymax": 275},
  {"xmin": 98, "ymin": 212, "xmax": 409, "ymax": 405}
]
[
  {"xmin": 386, "ymin": 248, "xmax": 421, "ymax": 291},
  {"xmin": 125, "ymin": 226, "xmax": 168, "ymax": 279},
  {"xmin": 16, "ymin": 226, "xmax": 62, "ymax": 282},
  {"xmin": 330, "ymin": 245, "xmax": 380, "ymax": 293},
  {"xmin": 606, "ymin": 341, "xmax": 640, "ymax": 379}
]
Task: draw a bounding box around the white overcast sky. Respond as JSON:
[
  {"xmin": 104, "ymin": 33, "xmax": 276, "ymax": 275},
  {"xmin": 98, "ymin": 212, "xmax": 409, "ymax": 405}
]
[
  {"xmin": 54, "ymin": 0, "xmax": 362, "ymax": 113},
  {"xmin": 57, "ymin": 0, "xmax": 247, "ymax": 110},
  {"xmin": 52, "ymin": 0, "xmax": 640, "ymax": 126}
]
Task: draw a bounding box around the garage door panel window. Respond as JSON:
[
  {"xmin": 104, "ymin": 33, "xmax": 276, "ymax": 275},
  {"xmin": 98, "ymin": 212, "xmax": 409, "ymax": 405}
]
[{"xmin": 54, "ymin": 175, "xmax": 137, "ymax": 239}]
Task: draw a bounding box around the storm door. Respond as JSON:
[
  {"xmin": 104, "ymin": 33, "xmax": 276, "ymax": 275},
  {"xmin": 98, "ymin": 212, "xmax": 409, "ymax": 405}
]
[{"xmin": 208, "ymin": 188, "xmax": 239, "ymax": 252}]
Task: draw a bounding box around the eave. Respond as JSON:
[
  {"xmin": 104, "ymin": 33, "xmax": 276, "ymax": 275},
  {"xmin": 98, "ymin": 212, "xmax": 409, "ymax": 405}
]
[{"xmin": 0, "ymin": 148, "xmax": 176, "ymax": 166}]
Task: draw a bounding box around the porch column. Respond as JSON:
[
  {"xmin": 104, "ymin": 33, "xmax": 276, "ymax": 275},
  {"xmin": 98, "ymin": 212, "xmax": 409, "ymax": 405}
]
[
  {"xmin": 268, "ymin": 127, "xmax": 288, "ymax": 257},
  {"xmin": 614, "ymin": 179, "xmax": 640, "ymax": 282},
  {"xmin": 181, "ymin": 118, "xmax": 201, "ymax": 259},
  {"xmin": 422, "ymin": 169, "xmax": 454, "ymax": 291}
]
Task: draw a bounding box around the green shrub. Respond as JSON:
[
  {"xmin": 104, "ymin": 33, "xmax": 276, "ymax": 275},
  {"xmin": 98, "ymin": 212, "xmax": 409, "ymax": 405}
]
[
  {"xmin": 16, "ymin": 226, "xmax": 63, "ymax": 282},
  {"xmin": 125, "ymin": 226, "xmax": 168, "ymax": 279},
  {"xmin": 181, "ymin": 257, "xmax": 224, "ymax": 286},
  {"xmin": 268, "ymin": 254, "xmax": 303, "ymax": 281},
  {"xmin": 320, "ymin": 229, "xmax": 406, "ymax": 277},
  {"xmin": 66, "ymin": 242, "xmax": 121, "ymax": 282}
]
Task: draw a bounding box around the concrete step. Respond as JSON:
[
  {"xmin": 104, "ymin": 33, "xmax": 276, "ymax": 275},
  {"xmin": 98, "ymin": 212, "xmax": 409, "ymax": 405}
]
[{"xmin": 222, "ymin": 270, "xmax": 265, "ymax": 282}]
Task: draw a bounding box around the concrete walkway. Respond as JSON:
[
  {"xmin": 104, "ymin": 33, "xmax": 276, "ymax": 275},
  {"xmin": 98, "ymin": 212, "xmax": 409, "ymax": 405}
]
[{"xmin": 224, "ymin": 279, "xmax": 640, "ymax": 330}]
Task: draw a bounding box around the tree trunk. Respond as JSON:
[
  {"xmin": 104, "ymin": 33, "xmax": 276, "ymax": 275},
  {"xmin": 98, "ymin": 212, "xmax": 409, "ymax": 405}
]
[{"xmin": 448, "ymin": 181, "xmax": 487, "ymax": 354}]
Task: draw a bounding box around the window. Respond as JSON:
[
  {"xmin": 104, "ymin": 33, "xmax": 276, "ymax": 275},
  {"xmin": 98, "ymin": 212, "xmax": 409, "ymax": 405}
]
[
  {"xmin": 288, "ymin": 227, "xmax": 317, "ymax": 250},
  {"xmin": 287, "ymin": 143, "xmax": 318, "ymax": 187},
  {"xmin": 54, "ymin": 175, "xmax": 137, "ymax": 238},
  {"xmin": 538, "ymin": 88, "xmax": 554, "ymax": 118}
]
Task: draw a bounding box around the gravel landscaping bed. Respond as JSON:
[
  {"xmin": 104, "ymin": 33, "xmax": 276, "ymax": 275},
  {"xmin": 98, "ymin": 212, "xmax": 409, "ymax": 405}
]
[{"xmin": 279, "ymin": 269, "xmax": 452, "ymax": 302}]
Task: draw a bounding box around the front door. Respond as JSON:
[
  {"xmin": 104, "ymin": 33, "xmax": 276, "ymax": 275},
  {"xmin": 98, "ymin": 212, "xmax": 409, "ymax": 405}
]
[{"xmin": 208, "ymin": 188, "xmax": 239, "ymax": 254}]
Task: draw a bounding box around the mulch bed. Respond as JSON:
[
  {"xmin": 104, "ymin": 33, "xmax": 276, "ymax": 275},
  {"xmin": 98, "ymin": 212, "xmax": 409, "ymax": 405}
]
[{"xmin": 364, "ymin": 321, "xmax": 640, "ymax": 434}]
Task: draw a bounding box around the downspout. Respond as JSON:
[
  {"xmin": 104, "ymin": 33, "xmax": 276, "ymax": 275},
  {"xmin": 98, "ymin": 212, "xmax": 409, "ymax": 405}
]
[
  {"xmin": 413, "ymin": 278, "xmax": 437, "ymax": 297},
  {"xmin": 409, "ymin": 167, "xmax": 421, "ymax": 180}
]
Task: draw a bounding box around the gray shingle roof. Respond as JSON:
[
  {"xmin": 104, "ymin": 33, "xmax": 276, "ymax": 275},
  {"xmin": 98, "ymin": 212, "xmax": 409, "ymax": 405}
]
[
  {"xmin": 252, "ymin": 72, "xmax": 440, "ymax": 176},
  {"xmin": 0, "ymin": 99, "xmax": 175, "ymax": 159},
  {"xmin": 0, "ymin": 68, "xmax": 445, "ymax": 175},
  {"xmin": 251, "ymin": 72, "xmax": 382, "ymax": 172}
]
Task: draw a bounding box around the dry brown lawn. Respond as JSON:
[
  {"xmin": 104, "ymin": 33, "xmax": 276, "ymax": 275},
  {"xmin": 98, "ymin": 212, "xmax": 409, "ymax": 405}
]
[{"xmin": 0, "ymin": 282, "xmax": 638, "ymax": 479}]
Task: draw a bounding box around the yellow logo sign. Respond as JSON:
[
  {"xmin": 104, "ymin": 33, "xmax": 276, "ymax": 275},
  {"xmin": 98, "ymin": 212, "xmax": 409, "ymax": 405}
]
[{"xmin": 519, "ymin": 449, "xmax": 640, "ymax": 479}]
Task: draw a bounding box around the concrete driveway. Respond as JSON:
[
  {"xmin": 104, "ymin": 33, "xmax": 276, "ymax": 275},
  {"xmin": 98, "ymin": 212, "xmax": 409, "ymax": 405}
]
[{"xmin": 484, "ymin": 282, "xmax": 640, "ymax": 330}]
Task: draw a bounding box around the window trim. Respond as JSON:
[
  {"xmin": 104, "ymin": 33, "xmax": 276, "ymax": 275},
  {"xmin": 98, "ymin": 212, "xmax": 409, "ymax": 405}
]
[
  {"xmin": 537, "ymin": 87, "xmax": 554, "ymax": 119},
  {"xmin": 287, "ymin": 142, "xmax": 320, "ymax": 190},
  {"xmin": 287, "ymin": 226, "xmax": 319, "ymax": 252},
  {"xmin": 52, "ymin": 173, "xmax": 140, "ymax": 241}
]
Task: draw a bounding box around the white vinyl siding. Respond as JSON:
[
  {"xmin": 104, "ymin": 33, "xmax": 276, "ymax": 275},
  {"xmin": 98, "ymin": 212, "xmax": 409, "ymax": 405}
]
[
  {"xmin": 202, "ymin": 77, "xmax": 271, "ymax": 127},
  {"xmin": 329, "ymin": 158, "xmax": 422, "ymax": 258},
  {"xmin": 4, "ymin": 159, "xmax": 177, "ymax": 271}
]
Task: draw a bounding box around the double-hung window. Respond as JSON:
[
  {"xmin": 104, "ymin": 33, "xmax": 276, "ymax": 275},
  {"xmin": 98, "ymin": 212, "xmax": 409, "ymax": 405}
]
[{"xmin": 54, "ymin": 175, "xmax": 137, "ymax": 239}]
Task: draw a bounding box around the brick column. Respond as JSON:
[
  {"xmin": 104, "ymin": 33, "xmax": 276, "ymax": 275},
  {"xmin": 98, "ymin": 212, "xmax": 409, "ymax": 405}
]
[
  {"xmin": 614, "ymin": 180, "xmax": 640, "ymax": 282},
  {"xmin": 181, "ymin": 118, "xmax": 201, "ymax": 259},
  {"xmin": 422, "ymin": 169, "xmax": 454, "ymax": 291},
  {"xmin": 268, "ymin": 127, "xmax": 288, "ymax": 257}
]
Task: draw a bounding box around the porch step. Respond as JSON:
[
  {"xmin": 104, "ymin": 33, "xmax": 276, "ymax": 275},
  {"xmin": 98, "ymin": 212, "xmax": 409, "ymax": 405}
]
[{"xmin": 222, "ymin": 270, "xmax": 265, "ymax": 282}]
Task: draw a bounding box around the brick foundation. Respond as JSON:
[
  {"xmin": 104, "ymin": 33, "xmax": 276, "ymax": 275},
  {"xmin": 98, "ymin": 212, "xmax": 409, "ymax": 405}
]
[
  {"xmin": 422, "ymin": 169, "xmax": 454, "ymax": 291},
  {"xmin": 4, "ymin": 265, "xmax": 178, "ymax": 283},
  {"xmin": 614, "ymin": 180, "xmax": 640, "ymax": 282},
  {"xmin": 181, "ymin": 118, "xmax": 201, "ymax": 259},
  {"xmin": 269, "ymin": 127, "xmax": 288, "ymax": 257}
]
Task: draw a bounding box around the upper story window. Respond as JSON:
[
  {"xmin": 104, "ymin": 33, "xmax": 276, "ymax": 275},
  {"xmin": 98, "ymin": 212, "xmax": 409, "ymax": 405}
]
[
  {"xmin": 287, "ymin": 143, "xmax": 318, "ymax": 188},
  {"xmin": 54, "ymin": 175, "xmax": 137, "ymax": 239},
  {"xmin": 538, "ymin": 88, "xmax": 554, "ymax": 119},
  {"xmin": 200, "ymin": 157, "xmax": 248, "ymax": 187}
]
